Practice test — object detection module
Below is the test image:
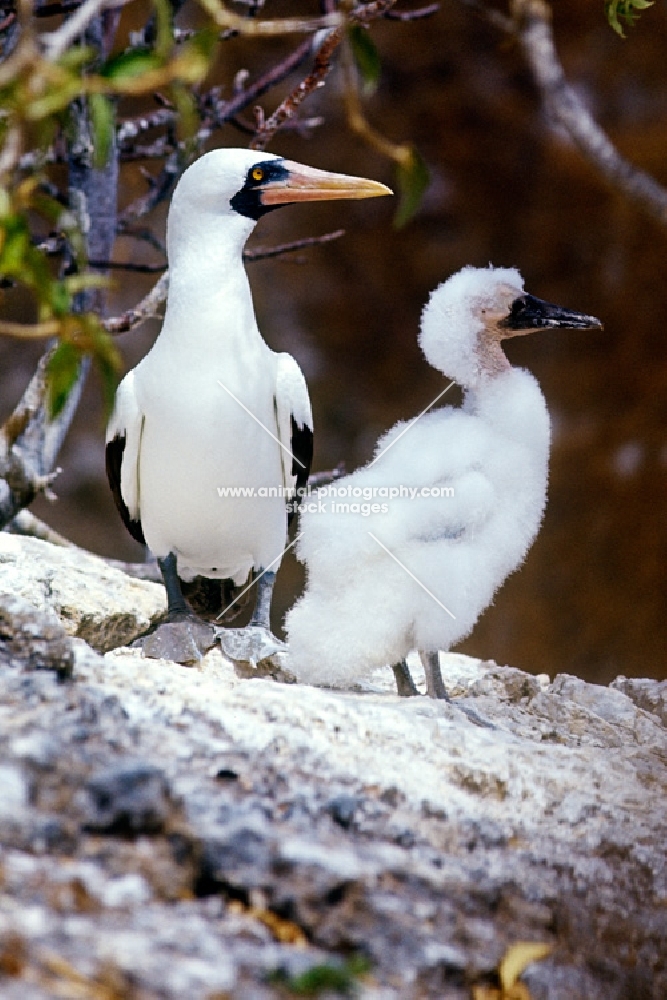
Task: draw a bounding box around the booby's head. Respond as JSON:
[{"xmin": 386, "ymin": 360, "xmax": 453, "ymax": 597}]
[
  {"xmin": 166, "ymin": 148, "xmax": 391, "ymax": 263},
  {"xmin": 420, "ymin": 265, "xmax": 602, "ymax": 387}
]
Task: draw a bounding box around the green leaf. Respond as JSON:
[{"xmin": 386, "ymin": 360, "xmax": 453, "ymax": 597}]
[
  {"xmin": 268, "ymin": 956, "xmax": 371, "ymax": 996},
  {"xmin": 393, "ymin": 146, "xmax": 430, "ymax": 229},
  {"xmin": 171, "ymin": 83, "xmax": 198, "ymax": 143},
  {"xmin": 88, "ymin": 93, "xmax": 115, "ymax": 168},
  {"xmin": 26, "ymin": 79, "xmax": 84, "ymax": 121},
  {"xmin": 92, "ymin": 330, "xmax": 121, "ymax": 418},
  {"xmin": 605, "ymin": 0, "xmax": 653, "ymax": 37},
  {"xmin": 152, "ymin": 0, "xmax": 175, "ymax": 59},
  {"xmin": 0, "ymin": 218, "xmax": 30, "ymax": 274},
  {"xmin": 56, "ymin": 44, "xmax": 96, "ymax": 72},
  {"xmin": 187, "ymin": 26, "xmax": 219, "ymax": 63},
  {"xmin": 46, "ymin": 341, "xmax": 82, "ymax": 419},
  {"xmin": 49, "ymin": 280, "xmax": 71, "ymax": 317},
  {"xmin": 348, "ymin": 25, "xmax": 381, "ymax": 97},
  {"xmin": 172, "ymin": 35, "xmax": 214, "ymax": 85},
  {"xmin": 101, "ymin": 49, "xmax": 163, "ymax": 82}
]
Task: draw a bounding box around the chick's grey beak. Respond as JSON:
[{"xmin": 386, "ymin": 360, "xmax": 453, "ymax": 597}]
[
  {"xmin": 501, "ymin": 293, "xmax": 603, "ymax": 336},
  {"xmin": 259, "ymin": 160, "xmax": 392, "ymax": 205}
]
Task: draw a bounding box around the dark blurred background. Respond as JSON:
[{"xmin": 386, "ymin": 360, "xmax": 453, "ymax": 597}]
[{"xmin": 2, "ymin": 0, "xmax": 666, "ymax": 683}]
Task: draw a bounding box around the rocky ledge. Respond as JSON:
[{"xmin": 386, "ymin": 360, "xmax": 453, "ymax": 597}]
[{"xmin": 0, "ymin": 534, "xmax": 666, "ymax": 999}]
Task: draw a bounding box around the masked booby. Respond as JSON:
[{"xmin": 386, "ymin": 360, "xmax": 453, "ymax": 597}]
[
  {"xmin": 287, "ymin": 265, "xmax": 602, "ymax": 706},
  {"xmin": 106, "ymin": 148, "xmax": 391, "ymax": 663}
]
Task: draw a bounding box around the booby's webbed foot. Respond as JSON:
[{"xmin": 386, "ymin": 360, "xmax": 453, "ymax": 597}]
[
  {"xmin": 135, "ymin": 617, "xmax": 218, "ymax": 664},
  {"xmin": 419, "ymin": 651, "xmax": 495, "ymax": 729},
  {"xmin": 128, "ymin": 550, "xmax": 218, "ymax": 663},
  {"xmin": 392, "ymin": 660, "xmax": 420, "ymax": 697},
  {"xmin": 217, "ymin": 624, "xmax": 292, "ymax": 681}
]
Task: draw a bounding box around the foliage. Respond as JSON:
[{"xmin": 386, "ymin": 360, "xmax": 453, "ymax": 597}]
[
  {"xmin": 0, "ymin": 0, "xmax": 217, "ymax": 415},
  {"xmin": 472, "ymin": 941, "xmax": 553, "ymax": 1000},
  {"xmin": 0, "ymin": 0, "xmax": 431, "ymax": 421},
  {"xmin": 605, "ymin": 0, "xmax": 653, "ymax": 36},
  {"xmin": 268, "ymin": 955, "xmax": 371, "ymax": 996}
]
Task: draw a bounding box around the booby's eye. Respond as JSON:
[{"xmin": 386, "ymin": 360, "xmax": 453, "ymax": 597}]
[{"xmin": 251, "ymin": 166, "xmax": 264, "ymax": 183}]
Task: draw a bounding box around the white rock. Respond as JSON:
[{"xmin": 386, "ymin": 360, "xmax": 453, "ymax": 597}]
[{"xmin": 0, "ymin": 534, "xmax": 164, "ymax": 651}]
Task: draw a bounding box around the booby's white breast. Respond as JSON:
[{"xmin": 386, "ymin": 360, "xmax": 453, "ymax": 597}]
[{"xmin": 133, "ymin": 319, "xmax": 286, "ymax": 584}]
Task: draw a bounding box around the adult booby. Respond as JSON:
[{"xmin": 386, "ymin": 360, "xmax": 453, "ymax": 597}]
[
  {"xmin": 287, "ymin": 265, "xmax": 602, "ymax": 702},
  {"xmin": 106, "ymin": 148, "xmax": 391, "ymax": 663}
]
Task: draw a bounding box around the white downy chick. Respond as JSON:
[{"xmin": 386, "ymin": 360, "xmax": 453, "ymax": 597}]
[{"xmin": 287, "ymin": 265, "xmax": 601, "ymax": 697}]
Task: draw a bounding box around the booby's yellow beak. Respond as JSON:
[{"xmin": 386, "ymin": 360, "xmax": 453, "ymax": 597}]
[{"xmin": 258, "ymin": 160, "xmax": 392, "ymax": 206}]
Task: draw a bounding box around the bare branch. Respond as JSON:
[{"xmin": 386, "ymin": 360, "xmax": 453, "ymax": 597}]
[
  {"xmin": 41, "ymin": 0, "xmax": 127, "ymax": 60},
  {"xmin": 243, "ymin": 228, "xmax": 345, "ymax": 261},
  {"xmin": 384, "ymin": 3, "xmax": 439, "ymax": 20},
  {"xmin": 90, "ymin": 259, "xmax": 167, "ymax": 273},
  {"xmin": 120, "ymin": 135, "xmax": 174, "ymax": 161},
  {"xmin": 348, "ymin": 0, "xmax": 400, "ymax": 27},
  {"xmin": 201, "ymin": 36, "xmax": 313, "ymax": 136},
  {"xmin": 250, "ymin": 26, "xmax": 345, "ymax": 151},
  {"xmin": 6, "ymin": 509, "xmax": 74, "ymax": 547},
  {"xmin": 0, "ymin": 347, "xmax": 89, "ymax": 528},
  {"xmin": 512, "ymin": 0, "xmax": 667, "ymax": 227},
  {"xmin": 117, "ymin": 150, "xmax": 182, "ymax": 228},
  {"xmin": 103, "ymin": 271, "xmax": 169, "ymax": 335},
  {"xmin": 117, "ymin": 108, "xmax": 176, "ymax": 148},
  {"xmin": 117, "ymin": 38, "xmax": 315, "ymax": 219},
  {"xmin": 103, "ymin": 229, "xmax": 345, "ymax": 334}
]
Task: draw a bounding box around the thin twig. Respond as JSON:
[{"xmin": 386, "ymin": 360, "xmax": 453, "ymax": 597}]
[
  {"xmin": 103, "ymin": 271, "xmax": 169, "ymax": 334},
  {"xmin": 117, "ymin": 107, "xmax": 176, "ymax": 148},
  {"xmin": 384, "ymin": 3, "xmax": 439, "ymax": 20},
  {"xmin": 201, "ymin": 35, "xmax": 313, "ymax": 136},
  {"xmin": 243, "ymin": 228, "xmax": 345, "ymax": 261},
  {"xmin": 41, "ymin": 0, "xmax": 127, "ymax": 60},
  {"xmin": 349, "ymin": 0, "xmax": 400, "ymax": 27},
  {"xmin": 250, "ymin": 26, "xmax": 345, "ymax": 151},
  {"xmin": 117, "ymin": 38, "xmax": 315, "ymax": 222},
  {"xmin": 6, "ymin": 509, "xmax": 74, "ymax": 547},
  {"xmin": 117, "ymin": 150, "xmax": 182, "ymax": 228},
  {"xmin": 103, "ymin": 228, "xmax": 346, "ymax": 334},
  {"xmin": 229, "ymin": 111, "xmax": 324, "ymax": 137},
  {"xmin": 120, "ymin": 136, "xmax": 174, "ymax": 161},
  {"xmin": 89, "ymin": 259, "xmax": 167, "ymax": 273},
  {"xmin": 248, "ymin": 0, "xmax": 401, "ymax": 151}
]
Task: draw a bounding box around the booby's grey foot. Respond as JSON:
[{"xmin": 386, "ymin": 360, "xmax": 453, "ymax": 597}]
[
  {"xmin": 135, "ymin": 618, "xmax": 217, "ymax": 664},
  {"xmin": 418, "ymin": 651, "xmax": 495, "ymax": 729},
  {"xmin": 247, "ymin": 569, "xmax": 276, "ymax": 630},
  {"xmin": 421, "ymin": 650, "xmax": 449, "ymax": 700},
  {"xmin": 216, "ymin": 625, "xmax": 293, "ymax": 681},
  {"xmin": 392, "ymin": 660, "xmax": 420, "ymax": 697}
]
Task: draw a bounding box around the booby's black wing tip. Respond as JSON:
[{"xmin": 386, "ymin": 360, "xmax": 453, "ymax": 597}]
[
  {"xmin": 289, "ymin": 417, "xmax": 313, "ymax": 526},
  {"xmin": 105, "ymin": 434, "xmax": 146, "ymax": 546}
]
